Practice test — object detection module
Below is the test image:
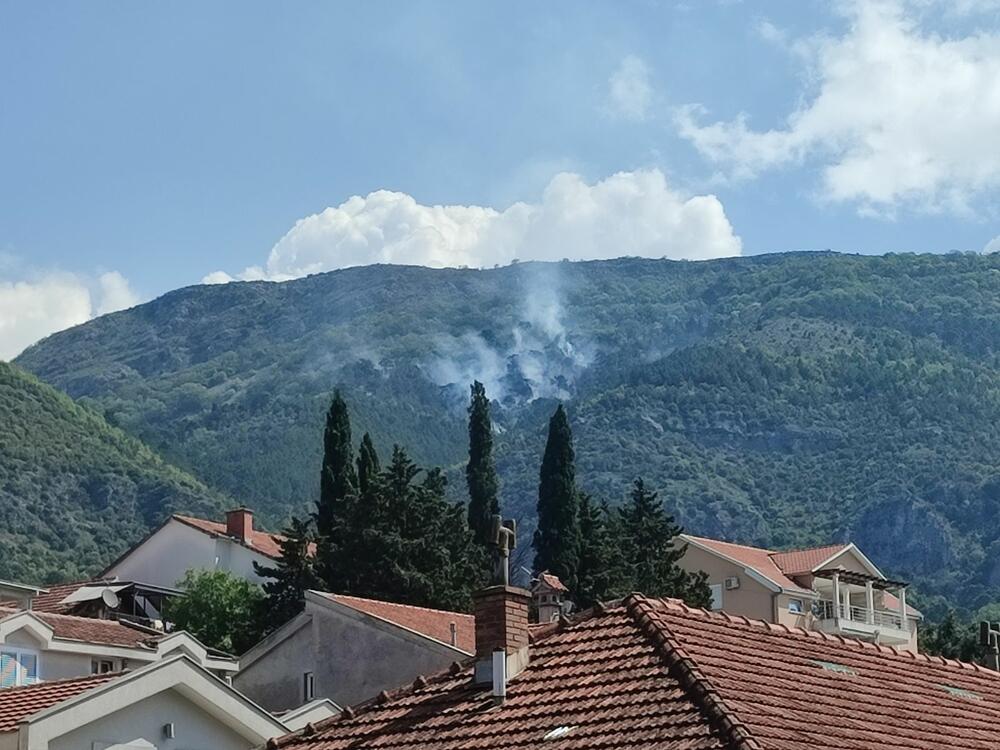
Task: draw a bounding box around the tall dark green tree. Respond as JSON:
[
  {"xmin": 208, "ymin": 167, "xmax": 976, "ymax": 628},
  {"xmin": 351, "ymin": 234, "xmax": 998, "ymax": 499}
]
[
  {"xmin": 533, "ymin": 404, "xmax": 581, "ymax": 590},
  {"xmin": 619, "ymin": 478, "xmax": 712, "ymax": 608},
  {"xmin": 574, "ymin": 493, "xmax": 627, "ymax": 609},
  {"xmin": 253, "ymin": 516, "xmax": 321, "ymax": 632},
  {"xmin": 356, "ymin": 432, "xmax": 381, "ymax": 496},
  {"xmin": 315, "ymin": 390, "xmax": 357, "ymax": 583},
  {"xmin": 329, "ymin": 445, "xmax": 479, "ymax": 611},
  {"xmin": 466, "ymin": 381, "xmax": 500, "ymax": 545}
]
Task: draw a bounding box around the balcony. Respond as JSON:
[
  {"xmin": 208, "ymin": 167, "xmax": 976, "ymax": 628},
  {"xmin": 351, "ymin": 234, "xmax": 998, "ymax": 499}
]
[
  {"xmin": 813, "ymin": 599, "xmax": 910, "ymax": 642},
  {"xmin": 810, "ymin": 568, "xmax": 913, "ymax": 646}
]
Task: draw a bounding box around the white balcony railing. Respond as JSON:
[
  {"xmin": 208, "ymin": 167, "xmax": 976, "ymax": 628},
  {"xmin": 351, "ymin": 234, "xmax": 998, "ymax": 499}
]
[{"xmin": 813, "ymin": 600, "xmax": 905, "ymax": 631}]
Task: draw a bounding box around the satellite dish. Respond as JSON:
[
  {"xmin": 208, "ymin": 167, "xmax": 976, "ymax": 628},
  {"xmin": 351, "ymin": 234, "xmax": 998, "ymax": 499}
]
[{"xmin": 101, "ymin": 588, "xmax": 121, "ymax": 609}]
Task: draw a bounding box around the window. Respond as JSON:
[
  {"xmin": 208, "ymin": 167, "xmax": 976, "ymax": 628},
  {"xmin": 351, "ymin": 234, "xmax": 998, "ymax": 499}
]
[
  {"xmin": 788, "ymin": 599, "xmax": 804, "ymax": 614},
  {"xmin": 91, "ymin": 659, "xmax": 115, "ymax": 674},
  {"xmin": 709, "ymin": 584, "xmax": 723, "ymax": 611},
  {"xmin": 303, "ymin": 671, "xmax": 315, "ymax": 702},
  {"xmin": 0, "ymin": 647, "xmax": 39, "ymax": 687}
]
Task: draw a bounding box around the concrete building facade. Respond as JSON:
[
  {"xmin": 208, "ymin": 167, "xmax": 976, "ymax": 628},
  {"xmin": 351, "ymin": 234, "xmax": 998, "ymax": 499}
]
[{"xmin": 235, "ymin": 591, "xmax": 473, "ymax": 712}]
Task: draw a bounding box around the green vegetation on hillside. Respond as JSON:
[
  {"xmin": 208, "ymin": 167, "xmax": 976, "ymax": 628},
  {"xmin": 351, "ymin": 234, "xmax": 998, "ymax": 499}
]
[
  {"xmin": 0, "ymin": 362, "xmax": 226, "ymax": 583},
  {"xmin": 16, "ymin": 252, "xmax": 1000, "ymax": 616}
]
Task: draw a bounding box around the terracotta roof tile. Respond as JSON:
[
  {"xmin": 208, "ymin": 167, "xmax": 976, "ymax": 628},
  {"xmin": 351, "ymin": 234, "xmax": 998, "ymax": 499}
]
[
  {"xmin": 173, "ymin": 515, "xmax": 286, "ymax": 559},
  {"xmin": 684, "ymin": 536, "xmax": 808, "ymax": 592},
  {"xmin": 0, "ymin": 672, "xmax": 121, "ymax": 732},
  {"xmin": 173, "ymin": 515, "xmax": 317, "ymax": 560},
  {"xmin": 319, "ymin": 594, "xmax": 475, "ymax": 653},
  {"xmin": 26, "ymin": 580, "xmax": 99, "ymax": 614},
  {"xmin": 0, "ymin": 607, "xmax": 158, "ymax": 649},
  {"xmin": 535, "ymin": 572, "xmax": 569, "ymax": 592},
  {"xmin": 768, "ymin": 545, "xmax": 849, "ymax": 575},
  {"xmin": 270, "ymin": 595, "xmax": 1000, "ymax": 750},
  {"xmin": 636, "ymin": 597, "xmax": 1000, "ymax": 749}
]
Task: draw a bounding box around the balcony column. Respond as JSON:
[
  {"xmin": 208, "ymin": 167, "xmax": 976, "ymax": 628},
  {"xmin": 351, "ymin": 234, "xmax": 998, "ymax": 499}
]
[
  {"xmin": 865, "ymin": 580, "xmax": 875, "ymax": 625},
  {"xmin": 831, "ymin": 571, "xmax": 841, "ymax": 623},
  {"xmin": 897, "ymin": 586, "xmax": 907, "ymax": 631}
]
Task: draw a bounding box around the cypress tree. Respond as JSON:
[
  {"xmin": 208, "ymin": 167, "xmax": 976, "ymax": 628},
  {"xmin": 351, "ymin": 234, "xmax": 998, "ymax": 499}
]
[
  {"xmin": 533, "ymin": 404, "xmax": 581, "ymax": 590},
  {"xmin": 254, "ymin": 516, "xmax": 321, "ymax": 632},
  {"xmin": 357, "ymin": 432, "xmax": 380, "ymax": 496},
  {"xmin": 315, "ymin": 390, "xmax": 357, "ymax": 584},
  {"xmin": 466, "ymin": 381, "xmax": 500, "ymax": 545},
  {"xmin": 619, "ymin": 478, "xmax": 712, "ymax": 607}
]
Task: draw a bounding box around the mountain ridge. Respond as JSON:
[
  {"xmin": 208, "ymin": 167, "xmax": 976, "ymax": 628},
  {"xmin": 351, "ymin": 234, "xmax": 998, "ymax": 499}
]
[
  {"xmin": 15, "ymin": 251, "xmax": 1000, "ymax": 615},
  {"xmin": 0, "ymin": 361, "xmax": 229, "ymax": 583}
]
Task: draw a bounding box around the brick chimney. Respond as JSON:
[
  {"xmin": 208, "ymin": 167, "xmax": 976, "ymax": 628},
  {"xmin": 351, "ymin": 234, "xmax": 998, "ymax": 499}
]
[
  {"xmin": 225, "ymin": 507, "xmax": 254, "ymax": 544},
  {"xmin": 472, "ymin": 584, "xmax": 531, "ymax": 685}
]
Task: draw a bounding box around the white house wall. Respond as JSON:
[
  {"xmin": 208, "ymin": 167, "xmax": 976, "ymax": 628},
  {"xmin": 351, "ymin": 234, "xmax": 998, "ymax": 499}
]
[
  {"xmin": 105, "ymin": 521, "xmax": 273, "ymax": 588},
  {"xmin": 47, "ymin": 688, "xmax": 253, "ymax": 750},
  {"xmin": 1, "ymin": 627, "xmax": 93, "ymax": 682}
]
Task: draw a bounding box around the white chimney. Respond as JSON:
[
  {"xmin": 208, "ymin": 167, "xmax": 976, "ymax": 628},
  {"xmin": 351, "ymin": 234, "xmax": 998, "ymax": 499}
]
[{"xmin": 491, "ymin": 648, "xmax": 507, "ymax": 705}]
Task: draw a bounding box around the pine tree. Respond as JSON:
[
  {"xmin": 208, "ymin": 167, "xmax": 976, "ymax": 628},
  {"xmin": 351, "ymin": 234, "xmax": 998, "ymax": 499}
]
[
  {"xmin": 619, "ymin": 478, "xmax": 712, "ymax": 607},
  {"xmin": 533, "ymin": 404, "xmax": 581, "ymax": 590},
  {"xmin": 327, "ymin": 444, "xmax": 480, "ymax": 612},
  {"xmin": 466, "ymin": 381, "xmax": 500, "ymax": 546},
  {"xmin": 315, "ymin": 390, "xmax": 357, "ymax": 584},
  {"xmin": 356, "ymin": 432, "xmax": 380, "ymax": 496},
  {"xmin": 253, "ymin": 516, "xmax": 321, "ymax": 632},
  {"xmin": 574, "ymin": 492, "xmax": 627, "ymax": 609}
]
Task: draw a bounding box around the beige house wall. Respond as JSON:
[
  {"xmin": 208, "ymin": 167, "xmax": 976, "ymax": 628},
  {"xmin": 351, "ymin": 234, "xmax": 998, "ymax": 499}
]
[{"xmin": 679, "ymin": 545, "xmax": 776, "ymax": 622}]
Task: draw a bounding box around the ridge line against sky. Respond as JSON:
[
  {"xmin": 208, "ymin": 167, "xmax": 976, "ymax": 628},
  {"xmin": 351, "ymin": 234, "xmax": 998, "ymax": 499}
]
[{"xmin": 3, "ymin": 0, "xmax": 1000, "ymax": 359}]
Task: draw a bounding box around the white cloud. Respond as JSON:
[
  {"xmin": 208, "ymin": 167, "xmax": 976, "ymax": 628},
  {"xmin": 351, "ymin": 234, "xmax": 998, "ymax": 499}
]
[
  {"xmin": 0, "ymin": 269, "xmax": 138, "ymax": 360},
  {"xmin": 205, "ymin": 169, "xmax": 741, "ymax": 283},
  {"xmin": 984, "ymin": 235, "xmax": 1000, "ymax": 253},
  {"xmin": 754, "ymin": 18, "xmax": 788, "ymax": 47},
  {"xmin": 96, "ymin": 271, "xmax": 140, "ymax": 315},
  {"xmin": 608, "ymin": 55, "xmax": 653, "ymax": 121},
  {"xmin": 678, "ymin": 0, "xmax": 1000, "ymax": 215}
]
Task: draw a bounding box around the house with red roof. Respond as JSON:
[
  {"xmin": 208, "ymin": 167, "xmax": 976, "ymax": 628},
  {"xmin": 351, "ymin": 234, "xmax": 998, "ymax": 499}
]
[
  {"xmin": 0, "ymin": 654, "xmax": 286, "ymax": 750},
  {"xmin": 264, "ymin": 585, "xmax": 998, "ymax": 750},
  {"xmin": 234, "ymin": 590, "xmax": 476, "ymax": 714},
  {"xmin": 102, "ymin": 507, "xmax": 306, "ymax": 589},
  {"xmin": 677, "ymin": 534, "xmax": 922, "ymax": 650},
  {"xmin": 0, "ymin": 605, "xmax": 238, "ymax": 687}
]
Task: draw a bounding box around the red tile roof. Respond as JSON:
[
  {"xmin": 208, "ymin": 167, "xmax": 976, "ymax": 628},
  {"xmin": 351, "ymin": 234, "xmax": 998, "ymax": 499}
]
[
  {"xmin": 534, "ymin": 571, "xmax": 568, "ymax": 592},
  {"xmin": 271, "ymin": 595, "xmax": 1000, "ymax": 750},
  {"xmin": 0, "ymin": 607, "xmax": 159, "ymax": 650},
  {"xmin": 318, "ymin": 594, "xmax": 475, "ymax": 653},
  {"xmin": 25, "ymin": 581, "xmax": 97, "ymax": 614},
  {"xmin": 173, "ymin": 515, "xmax": 288, "ymax": 559},
  {"xmin": 684, "ymin": 535, "xmax": 809, "ymax": 592},
  {"xmin": 172, "ymin": 514, "xmax": 318, "ymax": 561},
  {"xmin": 0, "ymin": 672, "xmax": 121, "ymax": 732},
  {"xmin": 769, "ymin": 544, "xmax": 849, "ymax": 575}
]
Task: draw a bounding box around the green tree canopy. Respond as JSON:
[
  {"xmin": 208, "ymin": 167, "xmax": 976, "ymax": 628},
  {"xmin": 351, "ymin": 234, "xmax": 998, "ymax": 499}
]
[
  {"xmin": 253, "ymin": 516, "xmax": 321, "ymax": 632},
  {"xmin": 574, "ymin": 492, "xmax": 626, "ymax": 609},
  {"xmin": 533, "ymin": 404, "xmax": 581, "ymax": 590},
  {"xmin": 356, "ymin": 432, "xmax": 381, "ymax": 496},
  {"xmin": 619, "ymin": 478, "xmax": 711, "ymax": 607},
  {"xmin": 316, "ymin": 390, "xmax": 358, "ymax": 582},
  {"xmin": 466, "ymin": 381, "xmax": 500, "ymax": 546},
  {"xmin": 325, "ymin": 442, "xmax": 480, "ymax": 612},
  {"xmin": 165, "ymin": 569, "xmax": 265, "ymax": 655}
]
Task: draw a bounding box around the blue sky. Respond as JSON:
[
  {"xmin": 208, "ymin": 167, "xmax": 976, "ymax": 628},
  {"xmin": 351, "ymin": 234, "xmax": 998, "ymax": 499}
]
[{"xmin": 3, "ymin": 0, "xmax": 1000, "ymax": 358}]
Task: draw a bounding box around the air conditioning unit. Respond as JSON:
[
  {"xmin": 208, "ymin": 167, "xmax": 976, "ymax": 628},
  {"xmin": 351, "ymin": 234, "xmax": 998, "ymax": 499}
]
[{"xmin": 724, "ymin": 576, "xmax": 741, "ymax": 591}]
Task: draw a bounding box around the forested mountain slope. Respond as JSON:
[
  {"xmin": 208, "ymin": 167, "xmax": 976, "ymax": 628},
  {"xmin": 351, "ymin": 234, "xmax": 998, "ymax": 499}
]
[
  {"xmin": 0, "ymin": 362, "xmax": 227, "ymax": 583},
  {"xmin": 16, "ymin": 252, "xmax": 1000, "ymax": 613}
]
